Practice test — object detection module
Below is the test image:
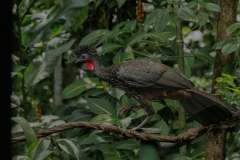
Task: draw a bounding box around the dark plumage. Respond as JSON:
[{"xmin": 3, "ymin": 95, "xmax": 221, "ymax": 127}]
[{"xmin": 75, "ymin": 46, "xmax": 238, "ymax": 128}]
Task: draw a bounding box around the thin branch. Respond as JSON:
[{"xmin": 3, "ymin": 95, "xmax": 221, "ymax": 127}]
[{"xmin": 11, "ymin": 118, "xmax": 240, "ymax": 144}]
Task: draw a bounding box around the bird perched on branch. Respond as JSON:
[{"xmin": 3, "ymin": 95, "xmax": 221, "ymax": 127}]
[{"xmin": 74, "ymin": 45, "xmax": 238, "ymax": 129}]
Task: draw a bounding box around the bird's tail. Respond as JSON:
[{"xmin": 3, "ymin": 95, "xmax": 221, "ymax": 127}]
[{"xmin": 180, "ymin": 89, "xmax": 239, "ymax": 126}]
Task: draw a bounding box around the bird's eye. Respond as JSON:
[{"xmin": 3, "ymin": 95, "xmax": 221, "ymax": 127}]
[{"xmin": 80, "ymin": 54, "xmax": 88, "ymax": 60}]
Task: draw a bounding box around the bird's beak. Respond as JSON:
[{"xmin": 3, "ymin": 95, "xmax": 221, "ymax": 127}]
[{"xmin": 75, "ymin": 58, "xmax": 81, "ymax": 64}]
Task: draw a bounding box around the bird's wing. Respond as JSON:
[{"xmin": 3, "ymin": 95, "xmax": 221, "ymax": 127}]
[{"xmin": 117, "ymin": 59, "xmax": 194, "ymax": 89}]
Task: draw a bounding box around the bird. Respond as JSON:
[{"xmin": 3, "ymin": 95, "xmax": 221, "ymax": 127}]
[{"xmin": 74, "ymin": 45, "xmax": 239, "ymax": 129}]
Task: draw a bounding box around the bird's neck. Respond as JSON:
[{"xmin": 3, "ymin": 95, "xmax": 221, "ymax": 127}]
[{"xmin": 91, "ymin": 57, "xmax": 109, "ymax": 80}]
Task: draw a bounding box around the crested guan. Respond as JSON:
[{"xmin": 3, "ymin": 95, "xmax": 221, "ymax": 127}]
[{"xmin": 74, "ymin": 45, "xmax": 239, "ymax": 129}]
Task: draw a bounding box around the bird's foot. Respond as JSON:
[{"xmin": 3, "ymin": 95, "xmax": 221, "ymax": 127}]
[{"xmin": 117, "ymin": 105, "xmax": 142, "ymax": 117}]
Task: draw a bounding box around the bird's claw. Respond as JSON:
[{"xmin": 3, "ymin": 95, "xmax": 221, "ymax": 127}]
[{"xmin": 117, "ymin": 105, "xmax": 138, "ymax": 117}]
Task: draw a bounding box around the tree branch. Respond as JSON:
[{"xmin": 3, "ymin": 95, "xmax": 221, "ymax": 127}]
[{"xmin": 11, "ymin": 118, "xmax": 240, "ymax": 145}]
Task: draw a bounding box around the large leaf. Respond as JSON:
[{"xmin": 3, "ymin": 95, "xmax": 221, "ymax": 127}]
[
  {"xmin": 12, "ymin": 117, "xmax": 37, "ymax": 148},
  {"xmin": 68, "ymin": 109, "xmax": 95, "ymax": 122},
  {"xmin": 99, "ymin": 43, "xmax": 123, "ymax": 55},
  {"xmin": 177, "ymin": 7, "xmax": 197, "ymax": 22},
  {"xmin": 227, "ymin": 23, "xmax": 240, "ymax": 35},
  {"xmin": 194, "ymin": 52, "xmax": 214, "ymax": 64},
  {"xmin": 79, "ymin": 29, "xmax": 110, "ymax": 45},
  {"xmin": 144, "ymin": 9, "xmax": 163, "ymax": 27},
  {"xmin": 116, "ymin": 117, "xmax": 132, "ymax": 128},
  {"xmin": 152, "ymin": 119, "xmax": 170, "ymax": 136},
  {"xmin": 99, "ymin": 144, "xmax": 118, "ymax": 156},
  {"xmin": 107, "ymin": 86, "xmax": 125, "ymax": 100},
  {"xmin": 221, "ymin": 40, "xmax": 239, "ymax": 55},
  {"xmin": 197, "ymin": 12, "xmax": 209, "ymax": 26},
  {"xmin": 81, "ymin": 132, "xmax": 114, "ymax": 145},
  {"xmin": 91, "ymin": 114, "xmax": 115, "ymax": 125},
  {"xmin": 62, "ymin": 78, "xmax": 101, "ymax": 99},
  {"xmin": 139, "ymin": 140, "xmax": 160, "ymax": 160},
  {"xmin": 35, "ymin": 150, "xmax": 53, "ymax": 160},
  {"xmin": 114, "ymin": 139, "xmax": 139, "ymax": 150},
  {"xmin": 154, "ymin": 9, "xmax": 170, "ymax": 32},
  {"xmin": 200, "ymin": 2, "xmax": 221, "ymax": 12},
  {"xmin": 30, "ymin": 138, "xmax": 51, "ymax": 159},
  {"xmin": 116, "ymin": 0, "xmax": 126, "ymax": 8},
  {"xmin": 184, "ymin": 52, "xmax": 194, "ymax": 78},
  {"xmin": 87, "ymin": 98, "xmax": 116, "ymax": 115},
  {"xmin": 148, "ymin": 32, "xmax": 169, "ymax": 42},
  {"xmin": 22, "ymin": 0, "xmax": 90, "ymax": 46},
  {"xmin": 126, "ymin": 31, "xmax": 146, "ymax": 46},
  {"xmin": 24, "ymin": 39, "xmax": 76, "ymax": 86},
  {"xmin": 212, "ymin": 38, "xmax": 236, "ymax": 49},
  {"xmin": 57, "ymin": 139, "xmax": 80, "ymax": 160}
]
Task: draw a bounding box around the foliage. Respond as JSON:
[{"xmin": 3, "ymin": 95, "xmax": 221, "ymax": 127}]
[{"xmin": 11, "ymin": 0, "xmax": 240, "ymax": 159}]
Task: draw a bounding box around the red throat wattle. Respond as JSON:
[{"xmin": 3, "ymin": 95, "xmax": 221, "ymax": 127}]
[{"xmin": 84, "ymin": 60, "xmax": 94, "ymax": 70}]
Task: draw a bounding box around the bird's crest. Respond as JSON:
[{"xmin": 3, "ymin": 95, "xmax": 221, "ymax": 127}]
[{"xmin": 74, "ymin": 45, "xmax": 98, "ymax": 56}]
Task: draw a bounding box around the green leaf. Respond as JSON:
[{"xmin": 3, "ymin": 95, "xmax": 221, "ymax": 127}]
[
  {"xmin": 197, "ymin": 12, "xmax": 209, "ymax": 26},
  {"xmin": 99, "ymin": 144, "xmax": 118, "ymax": 156},
  {"xmin": 114, "ymin": 140, "xmax": 139, "ymax": 150},
  {"xmin": 107, "ymin": 86, "xmax": 125, "ymax": 100},
  {"xmin": 221, "ymin": 40, "xmax": 239, "ymax": 54},
  {"xmin": 87, "ymin": 98, "xmax": 115, "ymax": 115},
  {"xmin": 124, "ymin": 46, "xmax": 135, "ymax": 59},
  {"xmin": 47, "ymin": 120, "xmax": 66, "ymax": 128},
  {"xmin": 162, "ymin": 25, "xmax": 176, "ymax": 38},
  {"xmin": 177, "ymin": 7, "xmax": 197, "ymax": 22},
  {"xmin": 99, "ymin": 43, "xmax": 123, "ymax": 55},
  {"xmin": 227, "ymin": 23, "xmax": 240, "ymax": 35},
  {"xmin": 35, "ymin": 150, "xmax": 53, "ymax": 160},
  {"xmin": 128, "ymin": 20, "xmax": 137, "ymax": 31},
  {"xmin": 116, "ymin": 117, "xmax": 131, "ymax": 128},
  {"xmin": 144, "ymin": 9, "xmax": 163, "ymax": 27},
  {"xmin": 15, "ymin": 156, "xmax": 31, "ymax": 160},
  {"xmin": 139, "ymin": 140, "xmax": 160, "ymax": 160},
  {"xmin": 79, "ymin": 29, "xmax": 111, "ymax": 45},
  {"xmin": 184, "ymin": 52, "xmax": 194, "ymax": 78},
  {"xmin": 126, "ymin": 31, "xmax": 146, "ymax": 46},
  {"xmin": 12, "ymin": 65, "xmax": 26, "ymax": 72},
  {"xmin": 68, "ymin": 109, "xmax": 95, "ymax": 122},
  {"xmin": 120, "ymin": 94, "xmax": 131, "ymax": 107},
  {"xmin": 12, "ymin": 117, "xmax": 37, "ymax": 148},
  {"xmin": 190, "ymin": 144, "xmax": 205, "ymax": 159},
  {"xmin": 30, "ymin": 138, "xmax": 51, "ymax": 159},
  {"xmin": 22, "ymin": 0, "xmax": 90, "ymax": 46},
  {"xmin": 212, "ymin": 38, "xmax": 236, "ymax": 49},
  {"xmin": 152, "ymin": 119, "xmax": 170, "ymax": 136},
  {"xmin": 200, "ymin": 2, "xmax": 221, "ymax": 12},
  {"xmin": 81, "ymin": 132, "xmax": 114, "ymax": 145},
  {"xmin": 116, "ymin": 0, "xmax": 126, "ymax": 8},
  {"xmin": 57, "ymin": 139, "xmax": 80, "ymax": 160},
  {"xmin": 194, "ymin": 52, "xmax": 214, "ymax": 64},
  {"xmin": 148, "ymin": 32, "xmax": 169, "ymax": 42},
  {"xmin": 62, "ymin": 78, "xmax": 101, "ymax": 99},
  {"xmin": 112, "ymin": 51, "xmax": 126, "ymax": 64},
  {"xmin": 185, "ymin": 1, "xmax": 198, "ymax": 9},
  {"xmin": 91, "ymin": 114, "xmax": 115, "ymax": 125},
  {"xmin": 24, "ymin": 39, "xmax": 76, "ymax": 86},
  {"xmin": 154, "ymin": 10, "xmax": 170, "ymax": 32}
]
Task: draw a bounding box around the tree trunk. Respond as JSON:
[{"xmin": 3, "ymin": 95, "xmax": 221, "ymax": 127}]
[{"xmin": 206, "ymin": 0, "xmax": 237, "ymax": 160}]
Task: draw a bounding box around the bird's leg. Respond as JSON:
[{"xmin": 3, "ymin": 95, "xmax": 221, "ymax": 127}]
[
  {"xmin": 134, "ymin": 98, "xmax": 155, "ymax": 130},
  {"xmin": 117, "ymin": 105, "xmax": 142, "ymax": 117},
  {"xmin": 134, "ymin": 115, "xmax": 154, "ymax": 130}
]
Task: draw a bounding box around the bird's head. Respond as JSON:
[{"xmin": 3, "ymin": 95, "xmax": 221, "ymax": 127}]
[{"xmin": 74, "ymin": 46, "xmax": 98, "ymax": 70}]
